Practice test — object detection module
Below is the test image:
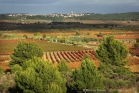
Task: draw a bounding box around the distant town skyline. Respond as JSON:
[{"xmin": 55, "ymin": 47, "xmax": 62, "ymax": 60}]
[{"xmin": 0, "ymin": 0, "xmax": 139, "ymax": 14}]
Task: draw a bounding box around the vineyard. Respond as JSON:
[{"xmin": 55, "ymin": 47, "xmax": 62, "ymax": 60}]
[{"xmin": 45, "ymin": 50, "xmax": 96, "ymax": 63}]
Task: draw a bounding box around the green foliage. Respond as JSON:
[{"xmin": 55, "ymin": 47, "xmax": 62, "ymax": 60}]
[
  {"xmin": 69, "ymin": 56, "xmax": 104, "ymax": 92},
  {"xmin": 58, "ymin": 60, "xmax": 69, "ymax": 72},
  {"xmin": 42, "ymin": 34, "xmax": 46, "ymax": 39},
  {"xmin": 112, "ymin": 90, "xmax": 119, "ymax": 93},
  {"xmin": 75, "ymin": 31, "xmax": 80, "ymax": 36},
  {"xmin": 23, "ymin": 34, "xmax": 28, "ymax": 39},
  {"xmin": 2, "ymin": 34, "xmax": 20, "ymax": 39},
  {"xmin": 0, "ymin": 66, "xmax": 4, "ymax": 75},
  {"xmin": 98, "ymin": 63, "xmax": 114, "ymax": 77},
  {"xmin": 95, "ymin": 36, "xmax": 128, "ymax": 66},
  {"xmin": 96, "ymin": 33, "xmax": 103, "ymax": 37},
  {"xmin": 0, "ymin": 32, "xmax": 3, "ymax": 36},
  {"xmin": 0, "ymin": 66, "xmax": 4, "ymax": 80},
  {"xmin": 60, "ymin": 36, "xmax": 94, "ymax": 45},
  {"xmin": 60, "ymin": 36, "xmax": 66, "ymax": 43},
  {"xmin": 73, "ymin": 12, "xmax": 139, "ymax": 21},
  {"xmin": 98, "ymin": 63, "xmax": 136, "ymax": 89},
  {"xmin": 12, "ymin": 57, "xmax": 67, "ymax": 93},
  {"xmin": 47, "ymin": 83, "xmax": 63, "ymax": 93},
  {"xmin": 103, "ymin": 79, "xmax": 116, "ymax": 89},
  {"xmin": 34, "ymin": 32, "xmax": 40, "ymax": 36},
  {"xmin": 2, "ymin": 34, "xmax": 9, "ymax": 39},
  {"xmin": 58, "ymin": 60, "xmax": 72, "ymax": 90},
  {"xmin": 136, "ymin": 39, "xmax": 139, "ymax": 43},
  {"xmin": 134, "ymin": 43, "xmax": 139, "ymax": 48},
  {"xmin": 26, "ymin": 15, "xmax": 64, "ymax": 21},
  {"xmin": 10, "ymin": 41, "xmax": 43, "ymax": 66},
  {"xmin": 116, "ymin": 80, "xmax": 127, "ymax": 88},
  {"xmin": 11, "ymin": 64, "xmax": 23, "ymax": 73}
]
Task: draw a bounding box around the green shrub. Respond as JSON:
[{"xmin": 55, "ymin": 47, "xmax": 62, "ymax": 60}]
[
  {"xmin": 0, "ymin": 66, "xmax": 4, "ymax": 73},
  {"xmin": 0, "ymin": 73, "xmax": 15, "ymax": 93},
  {"xmin": 116, "ymin": 80, "xmax": 127, "ymax": 88},
  {"xmin": 112, "ymin": 90, "xmax": 119, "ymax": 93},
  {"xmin": 126, "ymin": 81, "xmax": 134, "ymax": 88},
  {"xmin": 104, "ymin": 79, "xmax": 116, "ymax": 89},
  {"xmin": 134, "ymin": 43, "xmax": 139, "ymax": 48},
  {"xmin": 23, "ymin": 34, "xmax": 28, "ymax": 39},
  {"xmin": 42, "ymin": 34, "xmax": 46, "ymax": 39},
  {"xmin": 58, "ymin": 60, "xmax": 69, "ymax": 72}
]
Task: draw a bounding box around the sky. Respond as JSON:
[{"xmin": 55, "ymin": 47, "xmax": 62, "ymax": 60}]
[{"xmin": 0, "ymin": 0, "xmax": 139, "ymax": 14}]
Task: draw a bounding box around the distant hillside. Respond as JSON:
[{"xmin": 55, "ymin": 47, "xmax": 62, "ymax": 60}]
[
  {"xmin": 71, "ymin": 12, "xmax": 139, "ymax": 21},
  {"xmin": 0, "ymin": 12, "xmax": 139, "ymax": 21}
]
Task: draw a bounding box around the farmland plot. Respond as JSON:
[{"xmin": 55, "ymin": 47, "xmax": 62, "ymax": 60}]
[{"xmin": 45, "ymin": 50, "xmax": 96, "ymax": 63}]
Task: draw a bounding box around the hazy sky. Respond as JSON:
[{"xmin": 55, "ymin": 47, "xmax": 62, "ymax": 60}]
[{"xmin": 0, "ymin": 0, "xmax": 139, "ymax": 14}]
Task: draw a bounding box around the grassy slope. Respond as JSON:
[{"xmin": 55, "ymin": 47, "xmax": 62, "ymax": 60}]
[{"xmin": 0, "ymin": 39, "xmax": 88, "ymax": 54}]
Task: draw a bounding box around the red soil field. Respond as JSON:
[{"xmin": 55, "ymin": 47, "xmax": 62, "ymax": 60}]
[
  {"xmin": 126, "ymin": 56, "xmax": 139, "ymax": 72},
  {"xmin": 0, "ymin": 56, "xmax": 10, "ymax": 62},
  {"xmin": 129, "ymin": 48, "xmax": 139, "ymax": 56},
  {"xmin": 127, "ymin": 56, "xmax": 139, "ymax": 66},
  {"xmin": 0, "ymin": 61, "xmax": 10, "ymax": 71}
]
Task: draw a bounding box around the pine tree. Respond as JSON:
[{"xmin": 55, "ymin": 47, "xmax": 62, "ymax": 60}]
[
  {"xmin": 95, "ymin": 36, "xmax": 128, "ymax": 66},
  {"xmin": 10, "ymin": 41, "xmax": 43, "ymax": 66},
  {"xmin": 69, "ymin": 56, "xmax": 104, "ymax": 92}
]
